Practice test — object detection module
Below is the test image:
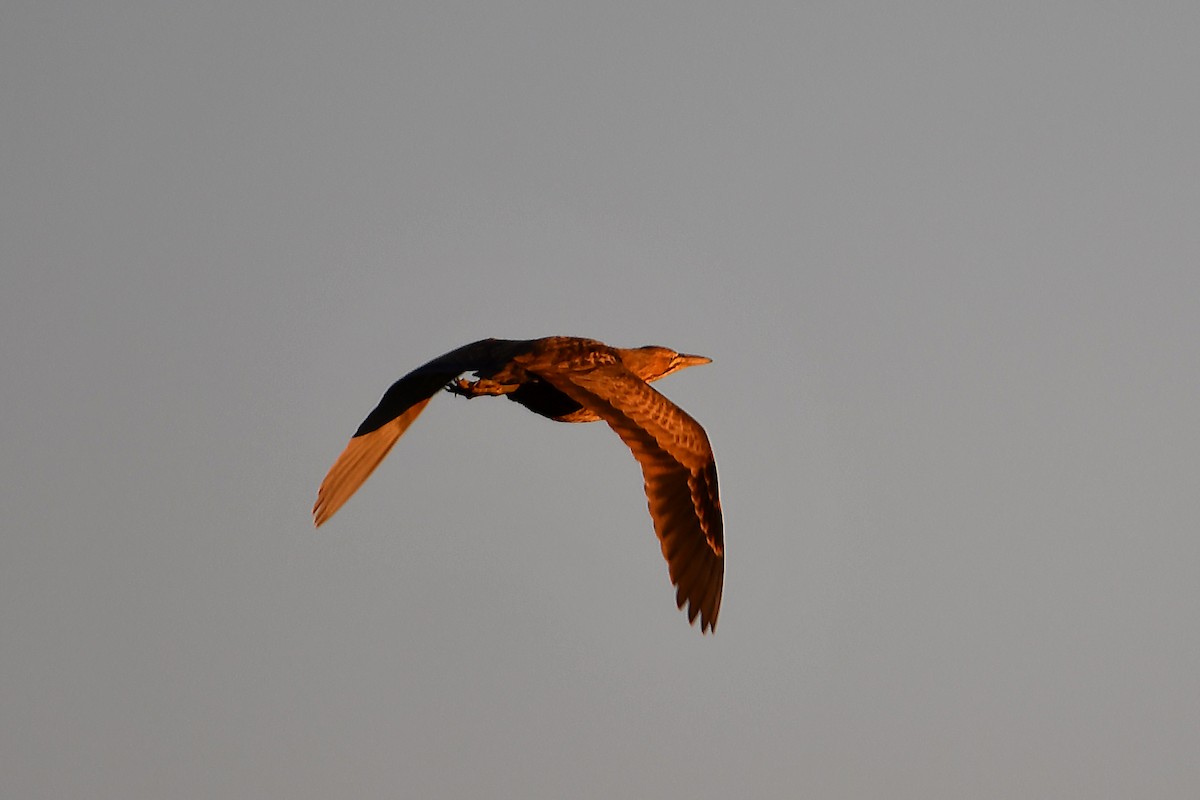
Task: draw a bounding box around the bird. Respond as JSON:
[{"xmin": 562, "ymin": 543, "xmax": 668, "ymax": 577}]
[{"xmin": 313, "ymin": 336, "xmax": 724, "ymax": 632}]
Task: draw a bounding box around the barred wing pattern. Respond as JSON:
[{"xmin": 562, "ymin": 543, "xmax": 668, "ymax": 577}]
[
  {"xmin": 537, "ymin": 363, "xmax": 724, "ymax": 632},
  {"xmin": 313, "ymin": 336, "xmax": 725, "ymax": 632}
]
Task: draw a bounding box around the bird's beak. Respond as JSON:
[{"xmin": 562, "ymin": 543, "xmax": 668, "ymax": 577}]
[{"xmin": 678, "ymin": 353, "xmax": 712, "ymax": 367}]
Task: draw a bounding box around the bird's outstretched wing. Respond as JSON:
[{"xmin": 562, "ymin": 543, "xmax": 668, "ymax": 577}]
[
  {"xmin": 313, "ymin": 397, "xmax": 433, "ymax": 526},
  {"xmin": 313, "ymin": 338, "xmax": 530, "ymax": 526},
  {"xmin": 535, "ymin": 362, "xmax": 724, "ymax": 632}
]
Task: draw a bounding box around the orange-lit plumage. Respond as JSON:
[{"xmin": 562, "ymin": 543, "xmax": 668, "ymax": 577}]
[{"xmin": 314, "ymin": 336, "xmax": 724, "ymax": 632}]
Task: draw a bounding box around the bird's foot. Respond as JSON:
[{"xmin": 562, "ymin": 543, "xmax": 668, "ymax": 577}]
[
  {"xmin": 445, "ymin": 377, "xmax": 514, "ymax": 398},
  {"xmin": 445, "ymin": 378, "xmax": 474, "ymax": 397}
]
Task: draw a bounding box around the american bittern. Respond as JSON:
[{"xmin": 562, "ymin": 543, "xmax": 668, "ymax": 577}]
[{"xmin": 314, "ymin": 336, "xmax": 724, "ymax": 632}]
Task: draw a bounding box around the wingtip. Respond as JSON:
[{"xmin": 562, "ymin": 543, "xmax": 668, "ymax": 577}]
[
  {"xmin": 694, "ymin": 601, "xmax": 720, "ymax": 635},
  {"xmin": 676, "ymin": 580, "xmax": 720, "ymax": 634}
]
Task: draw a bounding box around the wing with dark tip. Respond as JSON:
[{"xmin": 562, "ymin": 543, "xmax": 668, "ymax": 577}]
[
  {"xmin": 535, "ymin": 362, "xmax": 724, "ymax": 632},
  {"xmin": 313, "ymin": 338, "xmax": 531, "ymax": 527}
]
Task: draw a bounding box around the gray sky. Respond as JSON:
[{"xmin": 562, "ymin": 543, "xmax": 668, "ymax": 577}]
[{"xmin": 3, "ymin": 2, "xmax": 1198, "ymax": 797}]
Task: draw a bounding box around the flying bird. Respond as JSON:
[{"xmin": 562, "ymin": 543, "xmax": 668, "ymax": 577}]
[{"xmin": 314, "ymin": 336, "xmax": 724, "ymax": 632}]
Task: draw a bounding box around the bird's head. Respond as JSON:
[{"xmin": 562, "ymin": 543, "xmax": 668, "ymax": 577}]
[{"xmin": 624, "ymin": 346, "xmax": 712, "ymax": 383}]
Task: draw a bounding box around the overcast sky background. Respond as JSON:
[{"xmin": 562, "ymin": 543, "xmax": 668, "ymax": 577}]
[{"xmin": 3, "ymin": 2, "xmax": 1198, "ymax": 797}]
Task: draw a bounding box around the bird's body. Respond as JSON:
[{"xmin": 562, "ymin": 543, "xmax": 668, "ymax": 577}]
[{"xmin": 314, "ymin": 336, "xmax": 724, "ymax": 632}]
